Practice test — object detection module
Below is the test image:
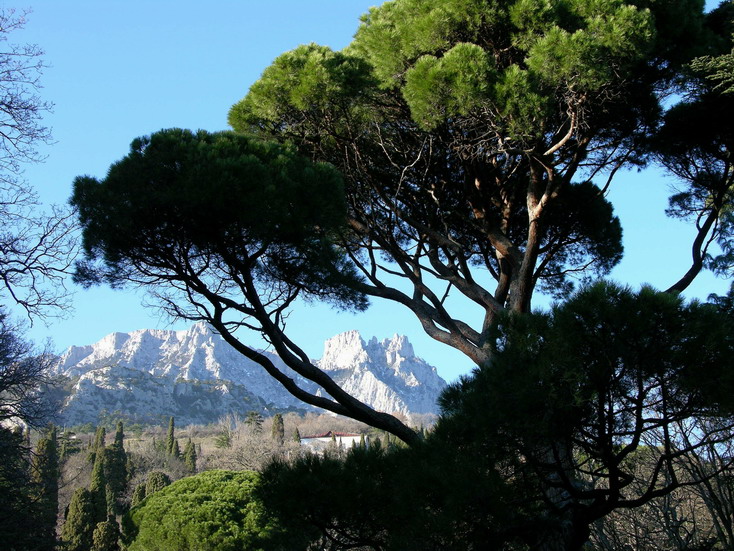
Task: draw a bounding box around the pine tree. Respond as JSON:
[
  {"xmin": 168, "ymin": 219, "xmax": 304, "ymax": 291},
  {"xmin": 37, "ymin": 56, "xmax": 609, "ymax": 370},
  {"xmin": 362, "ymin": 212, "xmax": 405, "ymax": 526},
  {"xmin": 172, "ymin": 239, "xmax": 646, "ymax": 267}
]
[
  {"xmin": 89, "ymin": 452, "xmax": 108, "ymax": 525},
  {"xmin": 165, "ymin": 416, "xmax": 175, "ymax": 456},
  {"xmin": 30, "ymin": 425, "xmax": 59, "ymax": 551},
  {"xmin": 62, "ymin": 488, "xmax": 96, "ymax": 551},
  {"xmin": 293, "ymin": 427, "xmax": 301, "ymax": 443},
  {"xmin": 271, "ymin": 413, "xmax": 285, "ymax": 446},
  {"xmin": 183, "ymin": 439, "xmax": 197, "ymax": 473}
]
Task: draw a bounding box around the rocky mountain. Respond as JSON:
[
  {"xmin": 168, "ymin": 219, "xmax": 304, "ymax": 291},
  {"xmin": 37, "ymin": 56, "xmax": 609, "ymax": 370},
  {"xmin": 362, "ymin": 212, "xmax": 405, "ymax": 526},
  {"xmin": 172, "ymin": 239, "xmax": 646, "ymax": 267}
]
[{"xmin": 50, "ymin": 323, "xmax": 447, "ymax": 426}]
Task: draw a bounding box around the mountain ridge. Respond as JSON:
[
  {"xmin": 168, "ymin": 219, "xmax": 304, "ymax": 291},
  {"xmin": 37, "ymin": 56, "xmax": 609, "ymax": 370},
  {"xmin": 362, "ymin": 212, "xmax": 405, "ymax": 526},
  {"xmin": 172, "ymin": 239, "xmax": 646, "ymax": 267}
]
[{"xmin": 51, "ymin": 323, "xmax": 447, "ymax": 426}]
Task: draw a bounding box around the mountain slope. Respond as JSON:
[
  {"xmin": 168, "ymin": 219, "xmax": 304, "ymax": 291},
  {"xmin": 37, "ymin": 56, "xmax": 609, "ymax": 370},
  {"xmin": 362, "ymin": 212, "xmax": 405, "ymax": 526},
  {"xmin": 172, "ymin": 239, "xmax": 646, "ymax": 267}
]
[{"xmin": 52, "ymin": 323, "xmax": 447, "ymax": 426}]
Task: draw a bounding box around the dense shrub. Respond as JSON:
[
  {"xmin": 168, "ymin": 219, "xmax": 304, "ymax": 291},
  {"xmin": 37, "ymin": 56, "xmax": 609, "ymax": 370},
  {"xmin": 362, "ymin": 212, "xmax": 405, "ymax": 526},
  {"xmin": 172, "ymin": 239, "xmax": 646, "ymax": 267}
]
[{"xmin": 123, "ymin": 470, "xmax": 280, "ymax": 551}]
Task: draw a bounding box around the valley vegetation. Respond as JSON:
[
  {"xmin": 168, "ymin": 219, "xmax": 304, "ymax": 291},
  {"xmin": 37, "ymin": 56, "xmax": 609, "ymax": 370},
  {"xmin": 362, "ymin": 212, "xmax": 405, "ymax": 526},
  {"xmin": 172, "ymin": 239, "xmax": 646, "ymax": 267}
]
[
  {"xmin": 13, "ymin": 413, "xmax": 402, "ymax": 551},
  {"xmin": 1, "ymin": 0, "xmax": 734, "ymax": 549}
]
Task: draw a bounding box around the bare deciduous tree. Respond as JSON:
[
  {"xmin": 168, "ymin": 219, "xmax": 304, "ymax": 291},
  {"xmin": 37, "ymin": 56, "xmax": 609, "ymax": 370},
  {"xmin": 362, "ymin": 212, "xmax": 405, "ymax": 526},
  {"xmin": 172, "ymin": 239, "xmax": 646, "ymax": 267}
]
[{"xmin": 0, "ymin": 7, "xmax": 76, "ymax": 320}]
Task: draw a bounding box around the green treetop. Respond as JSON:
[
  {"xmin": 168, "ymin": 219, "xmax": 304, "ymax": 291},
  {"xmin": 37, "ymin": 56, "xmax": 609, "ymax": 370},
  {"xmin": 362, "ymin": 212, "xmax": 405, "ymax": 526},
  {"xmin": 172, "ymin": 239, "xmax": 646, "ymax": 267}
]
[
  {"xmin": 91, "ymin": 517, "xmax": 120, "ymax": 551},
  {"xmin": 89, "ymin": 425, "xmax": 106, "ymax": 464},
  {"xmin": 62, "ymin": 488, "xmax": 96, "ymax": 551},
  {"xmin": 123, "ymin": 470, "xmax": 282, "ymax": 551},
  {"xmin": 145, "ymin": 471, "xmax": 172, "ymax": 497}
]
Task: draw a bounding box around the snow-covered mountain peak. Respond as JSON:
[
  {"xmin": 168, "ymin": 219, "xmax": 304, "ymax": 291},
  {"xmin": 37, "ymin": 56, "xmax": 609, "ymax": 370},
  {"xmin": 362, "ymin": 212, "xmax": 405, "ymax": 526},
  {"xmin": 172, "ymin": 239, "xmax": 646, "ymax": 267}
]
[
  {"xmin": 320, "ymin": 330, "xmax": 369, "ymax": 370},
  {"xmin": 383, "ymin": 334, "xmax": 414, "ymax": 360},
  {"xmin": 181, "ymin": 321, "xmax": 214, "ymax": 339},
  {"xmin": 51, "ymin": 325, "xmax": 447, "ymax": 425}
]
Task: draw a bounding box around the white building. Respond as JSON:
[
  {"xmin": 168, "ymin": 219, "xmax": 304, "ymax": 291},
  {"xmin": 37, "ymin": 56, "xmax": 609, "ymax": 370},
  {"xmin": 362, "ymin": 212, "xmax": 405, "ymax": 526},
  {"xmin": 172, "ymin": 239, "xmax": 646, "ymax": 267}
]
[{"xmin": 299, "ymin": 430, "xmax": 365, "ymax": 453}]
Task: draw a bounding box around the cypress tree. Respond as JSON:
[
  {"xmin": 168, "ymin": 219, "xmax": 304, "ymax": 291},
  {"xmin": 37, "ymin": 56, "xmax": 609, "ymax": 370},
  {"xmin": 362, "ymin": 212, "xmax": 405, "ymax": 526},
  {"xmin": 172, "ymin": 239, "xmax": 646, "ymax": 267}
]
[
  {"xmin": 91, "ymin": 517, "xmax": 120, "ymax": 551},
  {"xmin": 62, "ymin": 488, "xmax": 96, "ymax": 551},
  {"xmin": 89, "ymin": 452, "xmax": 108, "ymax": 525},
  {"xmin": 130, "ymin": 483, "xmax": 146, "ymax": 508},
  {"xmin": 183, "ymin": 439, "xmax": 197, "ymax": 473},
  {"xmin": 94, "ymin": 426, "xmax": 106, "ymax": 449},
  {"xmin": 90, "ymin": 426, "xmax": 106, "ymax": 464},
  {"xmin": 113, "ymin": 421, "xmax": 124, "ymax": 448},
  {"xmin": 272, "ymin": 413, "xmax": 285, "ymax": 446},
  {"xmin": 293, "ymin": 427, "xmax": 301, "ymax": 443},
  {"xmin": 145, "ymin": 471, "xmax": 171, "ymax": 496},
  {"xmin": 105, "ymin": 423, "xmax": 127, "ymax": 502},
  {"xmin": 105, "ymin": 483, "xmax": 116, "ymax": 517},
  {"xmin": 171, "ymin": 438, "xmax": 181, "ymax": 459},
  {"xmin": 165, "ymin": 417, "xmax": 175, "ymax": 456},
  {"xmin": 30, "ymin": 425, "xmax": 59, "ymax": 551}
]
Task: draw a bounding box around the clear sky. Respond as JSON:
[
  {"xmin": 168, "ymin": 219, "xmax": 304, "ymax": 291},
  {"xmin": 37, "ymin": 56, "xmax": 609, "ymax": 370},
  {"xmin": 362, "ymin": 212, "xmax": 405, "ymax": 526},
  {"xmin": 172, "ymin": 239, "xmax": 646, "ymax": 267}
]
[{"xmin": 9, "ymin": 0, "xmax": 728, "ymax": 382}]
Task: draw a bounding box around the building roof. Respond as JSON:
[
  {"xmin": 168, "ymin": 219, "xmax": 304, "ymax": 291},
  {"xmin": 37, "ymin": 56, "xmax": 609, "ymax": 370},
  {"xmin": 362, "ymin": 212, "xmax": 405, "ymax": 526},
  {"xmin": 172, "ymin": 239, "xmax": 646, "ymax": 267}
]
[{"xmin": 300, "ymin": 430, "xmax": 362, "ymax": 440}]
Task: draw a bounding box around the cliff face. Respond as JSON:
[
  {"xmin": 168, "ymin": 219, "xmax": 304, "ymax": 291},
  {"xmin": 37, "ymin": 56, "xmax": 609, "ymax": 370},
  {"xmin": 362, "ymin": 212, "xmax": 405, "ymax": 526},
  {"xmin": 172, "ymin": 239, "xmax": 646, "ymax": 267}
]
[
  {"xmin": 317, "ymin": 330, "xmax": 447, "ymax": 416},
  {"xmin": 51, "ymin": 323, "xmax": 447, "ymax": 426}
]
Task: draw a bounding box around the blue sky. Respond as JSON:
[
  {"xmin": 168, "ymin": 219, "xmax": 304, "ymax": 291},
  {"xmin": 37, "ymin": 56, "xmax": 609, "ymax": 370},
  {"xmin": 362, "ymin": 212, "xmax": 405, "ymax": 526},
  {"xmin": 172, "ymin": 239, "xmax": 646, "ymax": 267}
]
[{"xmin": 10, "ymin": 0, "xmax": 728, "ymax": 382}]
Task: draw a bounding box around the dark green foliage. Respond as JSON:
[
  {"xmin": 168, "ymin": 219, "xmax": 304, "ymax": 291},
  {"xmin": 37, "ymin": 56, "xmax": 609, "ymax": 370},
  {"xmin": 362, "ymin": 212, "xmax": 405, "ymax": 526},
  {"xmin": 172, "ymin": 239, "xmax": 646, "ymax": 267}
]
[
  {"xmin": 93, "ymin": 425, "xmax": 106, "ymax": 448},
  {"xmin": 165, "ymin": 416, "xmax": 175, "ymax": 457},
  {"xmin": 105, "ymin": 422, "xmax": 127, "ymax": 502},
  {"xmin": 130, "ymin": 483, "xmax": 146, "ymax": 508},
  {"xmin": 59, "ymin": 431, "xmax": 82, "ymax": 461},
  {"xmin": 260, "ymin": 283, "xmax": 734, "ymax": 550},
  {"xmin": 91, "ymin": 518, "xmax": 120, "ymax": 551},
  {"xmin": 183, "ymin": 439, "xmax": 197, "ymax": 473},
  {"xmin": 113, "ymin": 420, "xmax": 124, "ymax": 448},
  {"xmin": 124, "ymin": 470, "xmax": 282, "ymax": 551},
  {"xmin": 0, "ymin": 427, "xmax": 39, "ymax": 550},
  {"xmin": 89, "ymin": 425, "xmax": 105, "ymax": 464},
  {"xmin": 224, "ymin": 0, "xmax": 718, "ymax": 345},
  {"xmin": 89, "ymin": 451, "xmax": 108, "ymax": 524},
  {"xmin": 30, "ymin": 425, "xmax": 59, "ymax": 551},
  {"xmin": 271, "ymin": 413, "xmax": 284, "ymax": 445},
  {"xmin": 144, "ymin": 471, "xmax": 172, "ymax": 497},
  {"xmin": 435, "ymin": 282, "xmax": 734, "ymax": 548},
  {"xmin": 214, "ymin": 429, "xmax": 232, "ymax": 449},
  {"xmin": 649, "ymin": 24, "xmax": 734, "ymax": 292},
  {"xmin": 258, "ymin": 438, "xmax": 516, "ymax": 550},
  {"xmin": 62, "ymin": 488, "xmax": 96, "ymax": 551},
  {"xmin": 245, "ymin": 411, "xmax": 264, "ymax": 434},
  {"xmin": 71, "ymin": 128, "xmax": 367, "ymax": 312},
  {"xmin": 292, "ymin": 427, "xmax": 300, "ymax": 443},
  {"xmin": 170, "ymin": 438, "xmax": 180, "ymax": 459}
]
